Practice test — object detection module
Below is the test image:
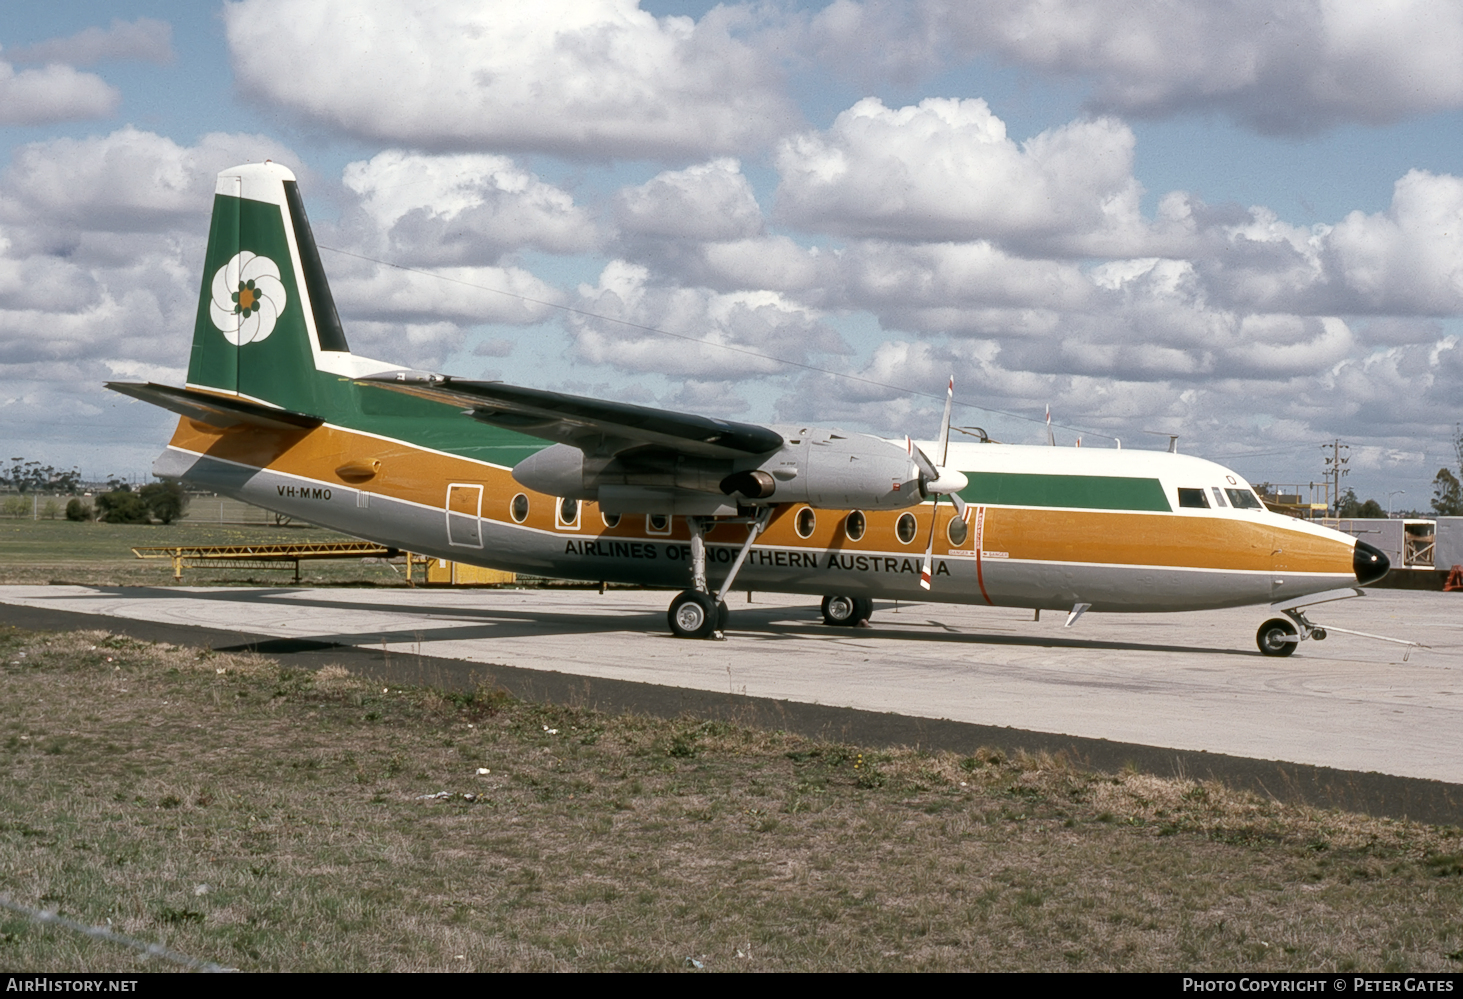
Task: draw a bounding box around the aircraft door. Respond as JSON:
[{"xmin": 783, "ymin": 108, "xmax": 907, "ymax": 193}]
[
  {"xmin": 1270, "ymin": 524, "xmax": 1289, "ymax": 600},
  {"xmin": 446, "ymin": 483, "xmax": 484, "ymax": 548}
]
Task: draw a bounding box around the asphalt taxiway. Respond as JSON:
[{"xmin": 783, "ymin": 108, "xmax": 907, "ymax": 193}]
[{"xmin": 2, "ymin": 584, "xmax": 1460, "ymax": 795}]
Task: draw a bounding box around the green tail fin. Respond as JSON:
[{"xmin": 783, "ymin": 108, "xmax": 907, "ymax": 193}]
[{"xmin": 185, "ymin": 162, "xmax": 350, "ymax": 416}]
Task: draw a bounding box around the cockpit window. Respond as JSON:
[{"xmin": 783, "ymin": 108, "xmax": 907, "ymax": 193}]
[
  {"xmin": 1225, "ymin": 488, "xmax": 1263, "ymax": 510},
  {"xmin": 1177, "ymin": 488, "xmax": 1209, "ymax": 509},
  {"xmin": 1211, "ymin": 487, "xmax": 1227, "ymax": 507}
]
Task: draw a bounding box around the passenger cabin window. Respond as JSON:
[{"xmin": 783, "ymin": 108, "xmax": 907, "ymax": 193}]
[
  {"xmin": 1225, "ymin": 488, "xmax": 1263, "ymax": 510},
  {"xmin": 1211, "ymin": 487, "xmax": 1227, "ymax": 507},
  {"xmin": 947, "ymin": 515, "xmax": 969, "ymax": 547},
  {"xmin": 557, "ymin": 497, "xmax": 580, "ymax": 529},
  {"xmin": 895, "ymin": 512, "xmax": 918, "ymax": 545},
  {"xmin": 1177, "ymin": 488, "xmax": 1209, "ymax": 509}
]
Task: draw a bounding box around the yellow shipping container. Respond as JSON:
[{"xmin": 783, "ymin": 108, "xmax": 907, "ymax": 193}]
[{"xmin": 425, "ymin": 558, "xmax": 517, "ymax": 586}]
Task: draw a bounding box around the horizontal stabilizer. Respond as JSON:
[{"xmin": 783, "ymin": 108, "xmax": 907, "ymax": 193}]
[
  {"xmin": 106, "ymin": 382, "xmax": 323, "ymax": 431},
  {"xmin": 358, "ymin": 375, "xmax": 783, "ymax": 458}
]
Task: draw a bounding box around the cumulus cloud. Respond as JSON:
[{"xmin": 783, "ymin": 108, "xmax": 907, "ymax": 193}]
[
  {"xmin": 775, "ymin": 98, "xmax": 1149, "ymax": 253},
  {"xmin": 568, "ymin": 260, "xmax": 845, "ymax": 380},
  {"xmin": 0, "ymin": 128, "xmax": 314, "ymax": 417},
  {"xmin": 615, "ymin": 159, "xmax": 763, "ymax": 241},
  {"xmin": 0, "ymin": 125, "xmax": 600, "ymax": 464},
  {"xmin": 811, "ymin": 0, "xmax": 1463, "ymax": 135},
  {"xmin": 0, "ymin": 60, "xmax": 118, "ymax": 126},
  {"xmin": 341, "ymin": 150, "xmax": 599, "ymax": 265},
  {"xmin": 0, "ymin": 127, "xmax": 304, "ymax": 236},
  {"xmin": 1326, "ymin": 170, "xmax": 1463, "ymax": 315},
  {"xmin": 0, "ymin": 247, "xmax": 200, "ymax": 391},
  {"xmin": 1290, "ymin": 336, "xmax": 1463, "ymax": 442},
  {"xmin": 6, "ymin": 17, "xmax": 173, "ymax": 66},
  {"xmin": 839, "ymin": 240, "xmax": 1092, "ymax": 321},
  {"xmin": 579, "ymin": 95, "xmax": 1463, "ymax": 445},
  {"xmin": 329, "ymin": 260, "xmax": 562, "ymax": 326},
  {"xmin": 805, "ymin": 0, "xmax": 945, "ymax": 88},
  {"xmin": 0, "ymin": 125, "xmax": 590, "ymax": 422},
  {"xmin": 340, "ymin": 320, "xmax": 467, "ymax": 372},
  {"xmin": 227, "ymin": 0, "xmax": 799, "ymax": 158}
]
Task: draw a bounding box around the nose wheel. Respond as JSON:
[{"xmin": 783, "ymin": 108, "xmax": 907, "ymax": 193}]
[
  {"xmin": 1256, "ymin": 618, "xmax": 1298, "ymax": 657},
  {"xmin": 1257, "ymin": 604, "xmax": 1333, "ymax": 657}
]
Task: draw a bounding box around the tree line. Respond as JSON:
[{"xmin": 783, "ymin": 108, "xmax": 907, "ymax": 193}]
[
  {"xmin": 2, "ymin": 459, "xmax": 81, "ymax": 494},
  {"xmin": 2, "ymin": 457, "xmax": 188, "ymax": 524}
]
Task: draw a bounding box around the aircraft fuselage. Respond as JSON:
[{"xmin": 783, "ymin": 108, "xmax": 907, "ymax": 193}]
[{"xmin": 158, "ymin": 416, "xmax": 1361, "ymax": 615}]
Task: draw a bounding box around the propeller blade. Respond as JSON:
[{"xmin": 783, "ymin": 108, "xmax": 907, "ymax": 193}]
[
  {"xmin": 920, "ymin": 494, "xmax": 939, "ymax": 590},
  {"xmin": 937, "ymin": 375, "xmax": 954, "ymax": 466},
  {"xmin": 906, "ymin": 436, "xmax": 940, "ymax": 484},
  {"xmin": 948, "ymin": 491, "xmax": 967, "ymax": 519}
]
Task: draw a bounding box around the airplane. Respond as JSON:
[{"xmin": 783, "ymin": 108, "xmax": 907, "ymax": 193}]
[{"xmin": 107, "ymin": 162, "xmax": 1393, "ymax": 656}]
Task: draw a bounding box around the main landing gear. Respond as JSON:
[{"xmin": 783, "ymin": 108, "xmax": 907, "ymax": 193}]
[
  {"xmin": 667, "ymin": 590, "xmax": 729, "ymax": 639},
  {"xmin": 820, "ymin": 595, "xmax": 873, "ymax": 627},
  {"xmin": 667, "ymin": 509, "xmax": 771, "ymax": 639}
]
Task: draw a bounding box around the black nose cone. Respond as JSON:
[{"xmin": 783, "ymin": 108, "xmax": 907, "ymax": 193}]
[{"xmin": 1353, "ymin": 539, "xmax": 1390, "ymax": 585}]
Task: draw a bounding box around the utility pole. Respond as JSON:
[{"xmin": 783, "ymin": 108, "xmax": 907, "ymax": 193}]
[{"xmin": 1322, "ymin": 440, "xmax": 1350, "ymax": 515}]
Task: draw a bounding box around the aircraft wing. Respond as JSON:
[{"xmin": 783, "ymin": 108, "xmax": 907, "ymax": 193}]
[
  {"xmin": 358, "ymin": 375, "xmax": 783, "ymax": 458},
  {"xmin": 107, "ymin": 382, "xmax": 323, "ymax": 431}
]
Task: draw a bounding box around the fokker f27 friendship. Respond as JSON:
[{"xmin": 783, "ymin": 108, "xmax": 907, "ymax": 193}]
[{"xmin": 110, "ymin": 163, "xmax": 1392, "ymax": 655}]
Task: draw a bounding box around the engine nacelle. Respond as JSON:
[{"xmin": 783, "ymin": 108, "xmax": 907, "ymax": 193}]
[
  {"xmin": 512, "ymin": 426, "xmax": 928, "ymax": 513},
  {"xmin": 727, "ymin": 427, "xmax": 923, "ymax": 510}
]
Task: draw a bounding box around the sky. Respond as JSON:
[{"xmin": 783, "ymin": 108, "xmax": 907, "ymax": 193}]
[{"xmin": 2, "ymin": 0, "xmax": 1461, "ymax": 511}]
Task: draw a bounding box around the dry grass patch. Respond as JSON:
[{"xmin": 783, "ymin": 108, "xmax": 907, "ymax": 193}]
[{"xmin": 2, "ymin": 624, "xmax": 1461, "ymax": 972}]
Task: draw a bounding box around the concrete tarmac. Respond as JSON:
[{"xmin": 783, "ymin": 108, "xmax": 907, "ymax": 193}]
[{"xmin": 1, "ymin": 584, "xmax": 1460, "ymax": 786}]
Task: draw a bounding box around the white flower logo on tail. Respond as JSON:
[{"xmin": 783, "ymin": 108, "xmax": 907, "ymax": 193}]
[{"xmin": 209, "ymin": 251, "xmax": 287, "ymax": 345}]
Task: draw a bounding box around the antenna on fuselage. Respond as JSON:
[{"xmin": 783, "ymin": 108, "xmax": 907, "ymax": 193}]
[{"xmin": 1143, "ymin": 430, "xmax": 1180, "ymax": 453}]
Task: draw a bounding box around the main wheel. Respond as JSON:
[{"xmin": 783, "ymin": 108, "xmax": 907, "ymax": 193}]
[
  {"xmin": 1256, "ymin": 618, "xmax": 1298, "ymax": 657},
  {"xmin": 669, "ymin": 590, "xmax": 719, "ymax": 639},
  {"xmin": 821, "ymin": 595, "xmax": 873, "ymax": 627}
]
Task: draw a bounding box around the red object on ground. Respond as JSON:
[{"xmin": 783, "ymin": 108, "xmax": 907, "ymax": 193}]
[{"xmin": 1445, "ymin": 565, "xmax": 1463, "ymax": 592}]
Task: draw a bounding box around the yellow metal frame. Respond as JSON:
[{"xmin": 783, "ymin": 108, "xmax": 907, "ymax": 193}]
[{"xmin": 132, "ymin": 542, "xmax": 426, "ymax": 584}]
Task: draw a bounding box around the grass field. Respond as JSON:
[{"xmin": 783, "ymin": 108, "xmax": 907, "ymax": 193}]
[
  {"xmin": 2, "ymin": 625, "xmax": 1462, "ymax": 972},
  {"xmin": 0, "ymin": 518, "xmax": 415, "ymax": 588}
]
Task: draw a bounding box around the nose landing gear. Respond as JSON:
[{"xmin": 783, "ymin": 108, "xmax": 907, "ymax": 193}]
[
  {"xmin": 1257, "ymin": 585, "xmax": 1424, "ymax": 658},
  {"xmin": 1257, "ymin": 608, "xmax": 1328, "ymax": 657}
]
